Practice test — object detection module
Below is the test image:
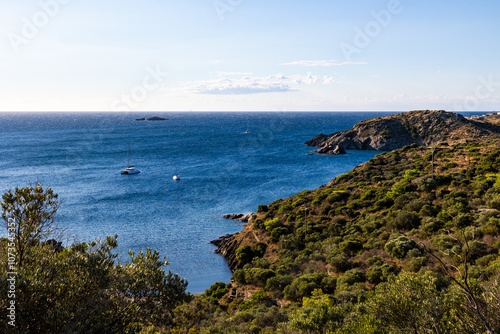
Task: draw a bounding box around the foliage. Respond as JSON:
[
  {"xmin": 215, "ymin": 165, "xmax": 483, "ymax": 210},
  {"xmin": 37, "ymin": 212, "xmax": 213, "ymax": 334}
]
[
  {"xmin": 384, "ymin": 234, "xmax": 418, "ymax": 259},
  {"xmin": 1, "ymin": 184, "xmax": 61, "ymax": 268},
  {"xmin": 0, "ymin": 185, "xmax": 188, "ymax": 333}
]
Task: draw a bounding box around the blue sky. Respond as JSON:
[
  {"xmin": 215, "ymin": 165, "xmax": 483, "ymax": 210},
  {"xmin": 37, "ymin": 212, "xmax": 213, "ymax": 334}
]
[{"xmin": 1, "ymin": 0, "xmax": 499, "ymax": 111}]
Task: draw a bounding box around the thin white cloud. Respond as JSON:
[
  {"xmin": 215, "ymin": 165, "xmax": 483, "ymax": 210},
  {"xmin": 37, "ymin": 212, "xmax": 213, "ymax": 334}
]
[
  {"xmin": 186, "ymin": 73, "xmax": 332, "ymax": 95},
  {"xmin": 215, "ymin": 71, "xmax": 254, "ymax": 77},
  {"xmin": 282, "ymin": 60, "xmax": 367, "ymax": 67}
]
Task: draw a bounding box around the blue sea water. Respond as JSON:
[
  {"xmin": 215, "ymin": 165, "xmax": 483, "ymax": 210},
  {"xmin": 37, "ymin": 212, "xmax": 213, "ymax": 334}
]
[{"xmin": 0, "ymin": 112, "xmax": 396, "ymax": 292}]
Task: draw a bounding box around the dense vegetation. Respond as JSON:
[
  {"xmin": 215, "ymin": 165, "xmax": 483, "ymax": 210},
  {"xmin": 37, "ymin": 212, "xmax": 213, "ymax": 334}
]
[
  {"xmin": 172, "ymin": 135, "xmax": 500, "ymax": 333},
  {"xmin": 1, "ymin": 112, "xmax": 500, "ymax": 333}
]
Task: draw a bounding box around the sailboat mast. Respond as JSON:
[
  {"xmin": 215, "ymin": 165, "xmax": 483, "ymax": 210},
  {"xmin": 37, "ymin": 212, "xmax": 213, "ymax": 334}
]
[{"xmin": 127, "ymin": 145, "xmax": 130, "ymax": 168}]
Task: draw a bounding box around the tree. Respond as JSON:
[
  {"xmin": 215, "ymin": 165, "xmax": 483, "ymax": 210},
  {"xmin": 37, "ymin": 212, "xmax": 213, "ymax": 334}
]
[
  {"xmin": 0, "ymin": 185, "xmax": 189, "ymax": 333},
  {"xmin": 1, "ymin": 184, "xmax": 61, "ymax": 268},
  {"xmin": 368, "ymin": 273, "xmax": 446, "ymax": 333},
  {"xmin": 422, "ymin": 232, "xmax": 496, "ymax": 334}
]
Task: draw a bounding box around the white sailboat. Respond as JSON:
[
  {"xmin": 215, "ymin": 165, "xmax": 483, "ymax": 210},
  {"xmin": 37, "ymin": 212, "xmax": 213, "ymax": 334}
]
[{"xmin": 121, "ymin": 145, "xmax": 140, "ymax": 175}]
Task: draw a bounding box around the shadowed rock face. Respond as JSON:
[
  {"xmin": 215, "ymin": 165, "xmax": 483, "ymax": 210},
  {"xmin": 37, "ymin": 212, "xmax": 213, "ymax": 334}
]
[
  {"xmin": 222, "ymin": 213, "xmax": 253, "ymax": 222},
  {"xmin": 210, "ymin": 234, "xmax": 240, "ymax": 272},
  {"xmin": 305, "ymin": 110, "xmax": 499, "ymax": 154}
]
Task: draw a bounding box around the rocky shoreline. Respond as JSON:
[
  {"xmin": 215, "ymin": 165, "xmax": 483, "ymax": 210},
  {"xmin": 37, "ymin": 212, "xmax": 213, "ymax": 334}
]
[
  {"xmin": 221, "ymin": 213, "xmax": 254, "ymax": 222},
  {"xmin": 210, "ymin": 213, "xmax": 255, "ymax": 271},
  {"xmin": 210, "ymin": 234, "xmax": 240, "ymax": 271}
]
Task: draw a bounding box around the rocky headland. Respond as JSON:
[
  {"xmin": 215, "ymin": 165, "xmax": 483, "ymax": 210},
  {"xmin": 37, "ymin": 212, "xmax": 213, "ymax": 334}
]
[
  {"xmin": 222, "ymin": 213, "xmax": 254, "ymax": 223},
  {"xmin": 212, "ymin": 110, "xmax": 500, "ymax": 274},
  {"xmin": 306, "ymin": 110, "xmax": 500, "ymax": 155}
]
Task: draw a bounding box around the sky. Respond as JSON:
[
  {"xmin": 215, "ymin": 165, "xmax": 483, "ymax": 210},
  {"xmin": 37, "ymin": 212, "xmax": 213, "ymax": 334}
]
[{"xmin": 0, "ymin": 0, "xmax": 499, "ymax": 112}]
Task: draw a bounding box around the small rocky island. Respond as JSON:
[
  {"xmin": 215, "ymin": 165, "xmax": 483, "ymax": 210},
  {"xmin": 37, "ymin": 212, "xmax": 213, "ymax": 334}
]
[
  {"xmin": 306, "ymin": 109, "xmax": 500, "ymax": 155},
  {"xmin": 135, "ymin": 116, "xmax": 169, "ymax": 121}
]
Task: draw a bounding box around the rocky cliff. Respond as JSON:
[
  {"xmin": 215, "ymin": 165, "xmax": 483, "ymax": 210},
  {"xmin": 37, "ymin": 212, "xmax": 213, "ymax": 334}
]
[
  {"xmin": 210, "ymin": 234, "xmax": 241, "ymax": 271},
  {"xmin": 306, "ymin": 110, "xmax": 499, "ymax": 154}
]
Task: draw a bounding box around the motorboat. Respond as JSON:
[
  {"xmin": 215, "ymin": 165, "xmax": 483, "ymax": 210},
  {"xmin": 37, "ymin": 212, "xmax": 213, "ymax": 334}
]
[{"xmin": 173, "ymin": 174, "xmax": 180, "ymax": 180}]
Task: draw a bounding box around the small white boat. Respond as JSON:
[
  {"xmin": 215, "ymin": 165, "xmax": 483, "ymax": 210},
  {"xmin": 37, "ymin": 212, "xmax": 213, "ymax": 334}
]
[
  {"xmin": 173, "ymin": 175, "xmax": 180, "ymax": 181},
  {"xmin": 121, "ymin": 145, "xmax": 140, "ymax": 175},
  {"xmin": 244, "ymin": 128, "xmax": 250, "ymax": 134},
  {"xmin": 121, "ymin": 166, "xmax": 140, "ymax": 175}
]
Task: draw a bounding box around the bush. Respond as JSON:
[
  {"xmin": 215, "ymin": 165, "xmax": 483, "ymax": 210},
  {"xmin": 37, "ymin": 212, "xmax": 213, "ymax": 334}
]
[
  {"xmin": 247, "ymin": 268, "xmax": 276, "ymax": 287},
  {"xmin": 265, "ymin": 275, "xmax": 293, "ymax": 298},
  {"xmin": 327, "ymin": 249, "xmax": 351, "ymax": 273},
  {"xmin": 405, "ymin": 257, "xmax": 428, "ymax": 272},
  {"xmin": 264, "ymin": 218, "xmax": 282, "ymax": 232},
  {"xmin": 270, "ymin": 227, "xmax": 289, "ymax": 242},
  {"xmin": 384, "ymin": 234, "xmax": 418, "ymax": 259},
  {"xmin": 253, "ymin": 242, "xmax": 268, "ymax": 258},
  {"xmin": 339, "ymin": 239, "xmax": 363, "ymax": 256},
  {"xmin": 236, "ymin": 245, "xmax": 254, "ymax": 264},
  {"xmin": 367, "ymin": 264, "xmax": 396, "ymax": 284},
  {"xmin": 205, "ymin": 282, "xmax": 229, "ymax": 299},
  {"xmin": 337, "ymin": 269, "xmax": 366, "ymax": 287},
  {"xmin": 233, "ymin": 269, "xmax": 246, "ymax": 284},
  {"xmin": 389, "ymin": 211, "xmax": 421, "ymax": 230},
  {"xmin": 257, "ymin": 205, "xmax": 269, "ymax": 213}
]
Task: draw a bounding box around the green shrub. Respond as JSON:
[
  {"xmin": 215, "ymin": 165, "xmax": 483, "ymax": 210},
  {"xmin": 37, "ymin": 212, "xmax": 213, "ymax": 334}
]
[
  {"xmin": 292, "ymin": 197, "xmax": 308, "ymax": 208},
  {"xmin": 389, "ymin": 210, "xmax": 421, "ymax": 230},
  {"xmin": 257, "ymin": 205, "xmax": 269, "ymax": 213},
  {"xmin": 337, "ymin": 269, "xmax": 366, "ymax": 287},
  {"xmin": 384, "ymin": 234, "xmax": 418, "ymax": 259},
  {"xmin": 431, "ymin": 235, "xmax": 456, "ymax": 251},
  {"xmin": 247, "ymin": 268, "xmax": 276, "ymax": 287},
  {"xmin": 254, "ymin": 219, "xmax": 265, "ymax": 230},
  {"xmin": 367, "ymin": 264, "xmax": 396, "ymax": 284},
  {"xmin": 270, "ymin": 227, "xmax": 289, "ymax": 242},
  {"xmin": 264, "ymin": 218, "xmax": 282, "ymax": 232},
  {"xmin": 327, "ymin": 250, "xmax": 351, "ymax": 273},
  {"xmin": 233, "ymin": 269, "xmax": 246, "ymax": 284},
  {"xmin": 236, "ymin": 245, "xmax": 254, "ymax": 264},
  {"xmin": 265, "ymin": 275, "xmax": 293, "ymax": 298},
  {"xmin": 205, "ymin": 282, "xmax": 229, "ymax": 299},
  {"xmin": 405, "ymin": 257, "xmax": 428, "ymax": 272},
  {"xmin": 253, "ymin": 242, "xmax": 268, "ymax": 258},
  {"xmin": 339, "ymin": 239, "xmax": 363, "ymax": 256}
]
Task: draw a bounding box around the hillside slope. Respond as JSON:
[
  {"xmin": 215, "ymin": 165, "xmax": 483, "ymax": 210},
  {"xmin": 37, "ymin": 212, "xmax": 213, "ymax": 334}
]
[{"xmin": 176, "ymin": 111, "xmax": 500, "ymax": 333}]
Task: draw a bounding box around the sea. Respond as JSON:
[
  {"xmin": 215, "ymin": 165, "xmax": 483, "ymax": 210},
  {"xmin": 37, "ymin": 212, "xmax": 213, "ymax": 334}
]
[{"xmin": 0, "ymin": 111, "xmax": 397, "ymax": 292}]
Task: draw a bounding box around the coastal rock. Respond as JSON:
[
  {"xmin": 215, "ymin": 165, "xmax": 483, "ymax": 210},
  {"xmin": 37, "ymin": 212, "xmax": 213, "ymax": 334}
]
[
  {"xmin": 305, "ymin": 110, "xmax": 498, "ymax": 155},
  {"xmin": 316, "ymin": 144, "xmax": 346, "ymax": 155},
  {"xmin": 222, "ymin": 213, "xmax": 254, "ymax": 223},
  {"xmin": 210, "ymin": 234, "xmax": 240, "ymax": 271}
]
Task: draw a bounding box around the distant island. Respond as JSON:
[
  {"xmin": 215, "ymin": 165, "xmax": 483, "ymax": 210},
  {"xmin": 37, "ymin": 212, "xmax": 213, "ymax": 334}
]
[{"xmin": 135, "ymin": 116, "xmax": 168, "ymax": 121}]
